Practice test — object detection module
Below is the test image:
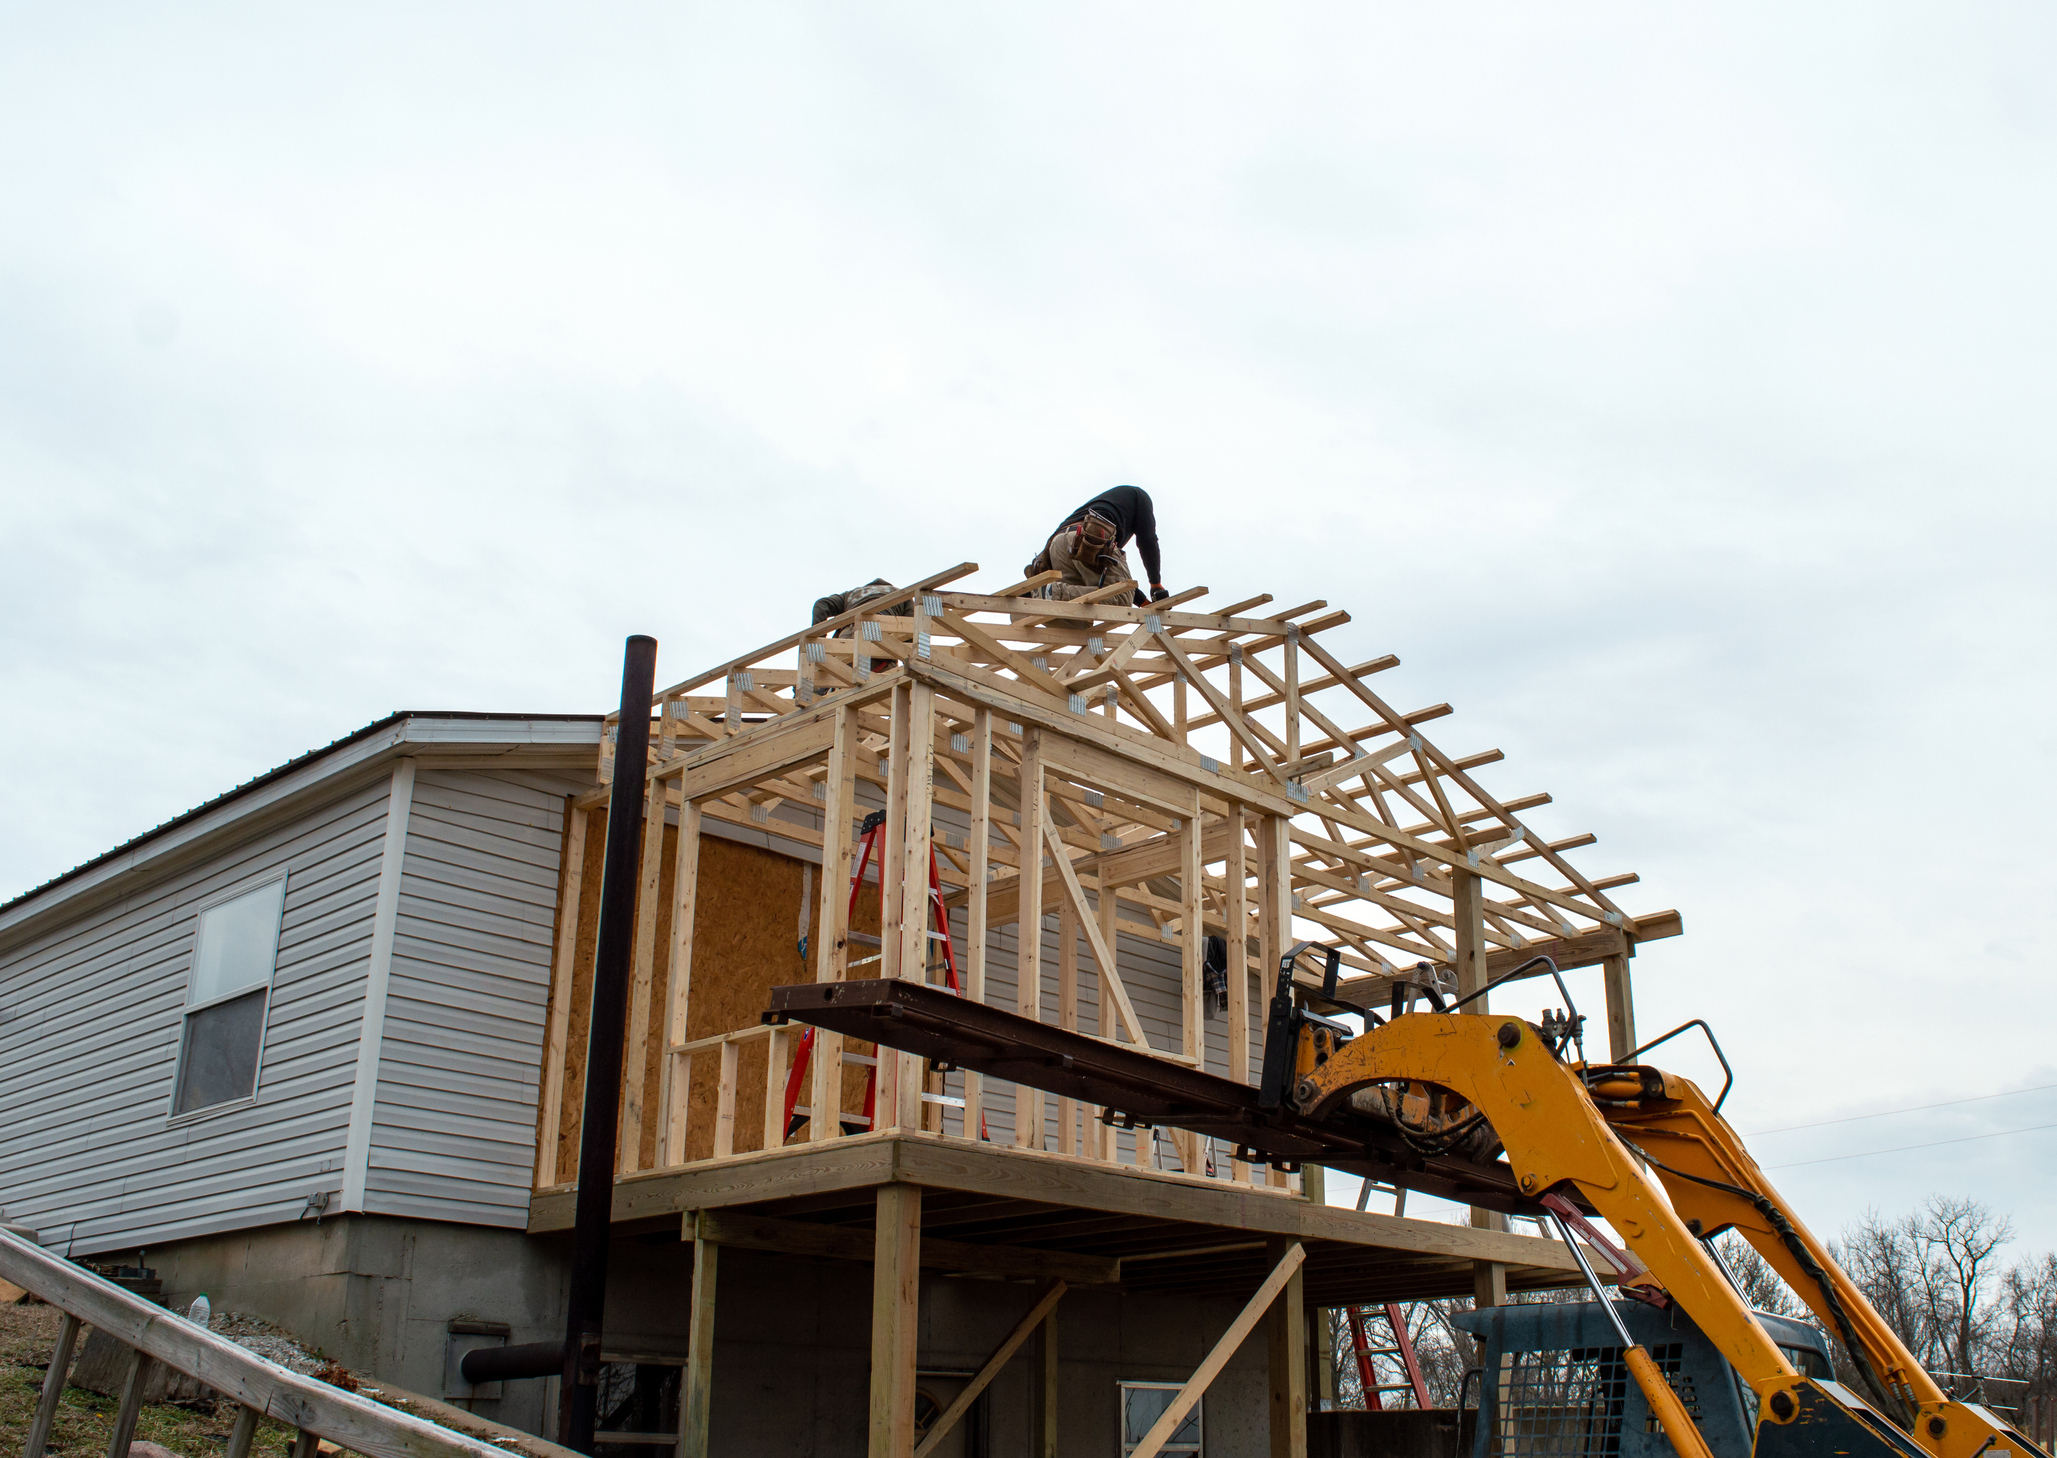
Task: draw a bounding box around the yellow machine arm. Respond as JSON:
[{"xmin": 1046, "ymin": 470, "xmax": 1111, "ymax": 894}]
[{"xmin": 1292, "ymin": 1011, "xmax": 2041, "ymax": 1458}]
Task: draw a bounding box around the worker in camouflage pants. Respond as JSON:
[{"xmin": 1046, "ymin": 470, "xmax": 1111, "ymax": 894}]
[
  {"xmin": 810, "ymin": 578, "xmax": 911, "ymax": 674},
  {"xmin": 1024, "ymin": 484, "xmax": 1169, "ymax": 604}
]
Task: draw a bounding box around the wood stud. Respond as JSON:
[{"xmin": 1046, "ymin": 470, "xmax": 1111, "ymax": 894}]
[{"xmin": 551, "ymin": 566, "xmax": 1671, "ymax": 1190}]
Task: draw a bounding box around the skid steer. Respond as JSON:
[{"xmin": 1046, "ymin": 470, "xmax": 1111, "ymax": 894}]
[
  {"xmin": 767, "ymin": 941, "xmax": 2047, "ymax": 1458},
  {"xmin": 1457, "ymin": 1298, "xmax": 1836, "ymax": 1458}
]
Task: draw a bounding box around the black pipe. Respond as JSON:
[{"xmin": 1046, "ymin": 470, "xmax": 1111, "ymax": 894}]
[
  {"xmin": 462, "ymin": 1340, "xmax": 567, "ymax": 1386},
  {"xmin": 559, "ymin": 634, "xmax": 657, "ymax": 1453}
]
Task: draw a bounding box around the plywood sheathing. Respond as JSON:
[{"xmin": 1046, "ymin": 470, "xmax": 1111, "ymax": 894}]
[{"xmin": 546, "ymin": 825, "xmax": 873, "ymax": 1175}]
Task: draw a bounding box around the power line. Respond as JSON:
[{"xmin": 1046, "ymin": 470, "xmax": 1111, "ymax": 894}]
[
  {"xmin": 1746, "ymin": 1081, "xmax": 2057, "ymax": 1136},
  {"xmin": 1767, "ymin": 1121, "xmax": 2057, "ymax": 1169}
]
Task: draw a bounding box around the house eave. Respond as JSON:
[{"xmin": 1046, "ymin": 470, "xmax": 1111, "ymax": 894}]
[{"xmin": 0, "ymin": 712, "xmax": 603, "ymax": 950}]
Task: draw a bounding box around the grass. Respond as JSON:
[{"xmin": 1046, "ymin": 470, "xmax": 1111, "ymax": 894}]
[{"xmin": 0, "ymin": 1302, "xmax": 305, "ymax": 1458}]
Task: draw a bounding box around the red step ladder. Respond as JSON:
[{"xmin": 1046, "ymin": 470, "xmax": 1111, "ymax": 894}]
[
  {"xmin": 781, "ymin": 813, "xmax": 967, "ymax": 1139},
  {"xmin": 1347, "ymin": 1304, "xmax": 1431, "ymax": 1410}
]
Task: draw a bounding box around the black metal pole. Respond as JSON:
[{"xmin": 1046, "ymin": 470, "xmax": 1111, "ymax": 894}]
[{"xmin": 559, "ymin": 634, "xmax": 657, "ymax": 1453}]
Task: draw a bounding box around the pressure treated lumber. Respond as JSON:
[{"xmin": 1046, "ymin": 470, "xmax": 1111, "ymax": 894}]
[
  {"xmin": 1130, "ymin": 1242, "xmax": 1306, "ymax": 1458},
  {"xmin": 686, "ymin": 1208, "xmax": 1118, "ymax": 1284},
  {"xmin": 912, "ymin": 1281, "xmax": 1067, "ymax": 1458}
]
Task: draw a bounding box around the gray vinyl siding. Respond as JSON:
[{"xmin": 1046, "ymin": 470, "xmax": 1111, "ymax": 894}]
[
  {"xmin": 0, "ymin": 777, "xmax": 393, "ymax": 1254},
  {"xmin": 362, "ymin": 769, "xmax": 586, "ymax": 1226}
]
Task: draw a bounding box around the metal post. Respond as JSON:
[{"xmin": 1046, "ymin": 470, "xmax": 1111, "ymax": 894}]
[{"xmin": 561, "ymin": 634, "xmax": 658, "ymax": 1452}]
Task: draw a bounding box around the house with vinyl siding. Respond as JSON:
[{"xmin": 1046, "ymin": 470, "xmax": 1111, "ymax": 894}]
[
  {"xmin": 0, "ymin": 713, "xmax": 600, "ymax": 1250},
  {"xmin": 0, "ymin": 625, "xmax": 1650, "ymax": 1458}
]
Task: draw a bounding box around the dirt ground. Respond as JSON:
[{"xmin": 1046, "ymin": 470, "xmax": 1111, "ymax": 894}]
[{"xmin": 0, "ymin": 1300, "xmax": 308, "ymax": 1458}]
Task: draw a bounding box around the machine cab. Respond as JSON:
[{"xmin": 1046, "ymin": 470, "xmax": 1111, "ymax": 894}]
[{"xmin": 1456, "ymin": 1298, "xmax": 1835, "ymax": 1458}]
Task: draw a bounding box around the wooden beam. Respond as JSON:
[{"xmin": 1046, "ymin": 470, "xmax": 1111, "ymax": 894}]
[
  {"xmin": 885, "ymin": 682, "xmax": 936, "ymax": 1132},
  {"xmin": 1042, "ymin": 818, "xmax": 1149, "ymax": 1048},
  {"xmin": 24, "ymin": 1312, "xmax": 80, "ymax": 1458},
  {"xmin": 1037, "ymin": 1304, "xmax": 1059, "ymax": 1458},
  {"xmin": 965, "ymin": 707, "xmax": 993, "ymax": 1138},
  {"xmin": 108, "ymin": 1349, "xmax": 157, "ymax": 1458},
  {"xmin": 658, "ymin": 799, "xmax": 701, "ymax": 1165},
  {"xmin": 1131, "ymin": 1242, "xmax": 1307, "ymax": 1458},
  {"xmin": 1227, "ymin": 805, "xmax": 1251, "ymax": 1182},
  {"xmin": 640, "ymin": 562, "xmax": 977, "ymax": 704},
  {"xmin": 811, "ymin": 706, "xmax": 860, "ymax": 1144},
  {"xmin": 869, "ymin": 1184, "xmax": 922, "ymax": 1458},
  {"xmin": 679, "ymin": 1227, "xmax": 718, "ymax": 1458},
  {"xmin": 675, "ymin": 714, "xmax": 838, "ymax": 801},
  {"xmin": 690, "ymin": 1209, "xmax": 1119, "ymax": 1285},
  {"xmin": 534, "ymin": 803, "xmax": 586, "ymax": 1187},
  {"xmin": 912, "ymin": 1282, "xmax": 1067, "ymax": 1458},
  {"xmin": 619, "ymin": 777, "xmax": 671, "ymax": 1173},
  {"xmin": 1180, "ymin": 793, "xmax": 1203, "ymax": 1066},
  {"xmin": 909, "ymin": 656, "xmax": 1624, "ymax": 930},
  {"xmin": 1016, "ymin": 728, "xmax": 1046, "ymax": 1149},
  {"xmin": 1451, "ymin": 870, "xmax": 1487, "ymax": 1007},
  {"xmin": 1604, "ymin": 952, "xmax": 1638, "ymax": 1064},
  {"xmin": 528, "ymin": 1136, "xmax": 1587, "ymax": 1279},
  {"xmin": 1267, "ymin": 1236, "xmax": 1308, "ymax": 1458}
]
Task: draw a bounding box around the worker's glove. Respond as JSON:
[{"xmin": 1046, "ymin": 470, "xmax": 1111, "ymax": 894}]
[{"xmin": 1149, "ymin": 583, "xmax": 1170, "ymax": 603}]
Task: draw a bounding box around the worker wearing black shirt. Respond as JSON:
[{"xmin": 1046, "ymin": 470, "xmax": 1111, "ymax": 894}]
[{"xmin": 1024, "ymin": 485, "xmax": 1170, "ymax": 604}]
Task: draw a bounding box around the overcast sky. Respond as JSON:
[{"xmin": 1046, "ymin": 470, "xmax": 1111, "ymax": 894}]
[{"xmin": 5, "ymin": 5, "xmax": 2055, "ymax": 1257}]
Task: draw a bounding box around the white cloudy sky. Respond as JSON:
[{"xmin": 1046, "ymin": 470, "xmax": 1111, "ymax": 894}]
[{"xmin": 4, "ymin": 6, "xmax": 2055, "ymax": 1254}]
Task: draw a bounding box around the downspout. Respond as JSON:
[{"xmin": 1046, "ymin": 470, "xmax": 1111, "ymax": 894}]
[{"xmin": 458, "ymin": 637, "xmax": 656, "ymax": 1455}]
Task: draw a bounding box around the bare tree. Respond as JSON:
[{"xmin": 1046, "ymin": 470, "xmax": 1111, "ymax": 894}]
[
  {"xmin": 1715, "ymin": 1232, "xmax": 1804, "ymax": 1317},
  {"xmin": 1834, "ymin": 1208, "xmax": 1930, "ymax": 1370},
  {"xmin": 1911, "ymin": 1196, "xmax": 2015, "ymax": 1386}
]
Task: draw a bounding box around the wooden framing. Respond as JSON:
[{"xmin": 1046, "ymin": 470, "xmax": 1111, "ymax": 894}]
[
  {"xmin": 1130, "ymin": 1241, "xmax": 1307, "ymax": 1458},
  {"xmin": 507, "ymin": 562, "xmax": 1690, "ymax": 1458},
  {"xmin": 913, "ymin": 1281, "xmax": 1066, "ymax": 1458},
  {"xmin": 869, "ymin": 1184, "xmax": 922, "ymax": 1458},
  {"xmin": 535, "ymin": 563, "xmax": 1680, "ymax": 1195}
]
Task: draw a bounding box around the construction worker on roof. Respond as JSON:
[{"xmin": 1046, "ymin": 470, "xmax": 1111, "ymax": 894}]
[
  {"xmin": 812, "ymin": 578, "xmax": 912, "ymax": 674},
  {"xmin": 1024, "ymin": 484, "xmax": 1170, "ymax": 604}
]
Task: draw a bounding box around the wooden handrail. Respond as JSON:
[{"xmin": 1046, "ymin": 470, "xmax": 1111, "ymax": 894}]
[{"xmin": 0, "ymin": 1227, "xmax": 581, "ymax": 1458}]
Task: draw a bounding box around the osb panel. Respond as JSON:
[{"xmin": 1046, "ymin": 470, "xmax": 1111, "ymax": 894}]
[
  {"xmin": 545, "ymin": 816, "xmax": 882, "ymax": 1178},
  {"xmin": 672, "ymin": 837, "xmax": 883, "ymax": 1162}
]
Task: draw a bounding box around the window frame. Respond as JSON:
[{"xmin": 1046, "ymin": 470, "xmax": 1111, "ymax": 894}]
[
  {"xmin": 166, "ymin": 873, "xmax": 288, "ymax": 1125},
  {"xmin": 1119, "ymin": 1380, "xmax": 1203, "ymax": 1457}
]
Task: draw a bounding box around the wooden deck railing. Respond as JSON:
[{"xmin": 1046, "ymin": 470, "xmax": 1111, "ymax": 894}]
[{"xmin": 0, "ymin": 1226, "xmax": 574, "ymax": 1458}]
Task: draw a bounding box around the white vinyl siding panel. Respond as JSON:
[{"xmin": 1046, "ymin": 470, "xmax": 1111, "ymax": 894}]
[
  {"xmin": 361, "ymin": 769, "xmax": 584, "ymax": 1225},
  {"xmin": 0, "ymin": 779, "xmax": 393, "ymax": 1252}
]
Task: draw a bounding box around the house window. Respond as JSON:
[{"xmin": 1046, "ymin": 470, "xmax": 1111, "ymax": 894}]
[
  {"xmin": 171, "ymin": 878, "xmax": 287, "ymax": 1116},
  {"xmin": 1120, "ymin": 1382, "xmax": 1201, "ymax": 1456}
]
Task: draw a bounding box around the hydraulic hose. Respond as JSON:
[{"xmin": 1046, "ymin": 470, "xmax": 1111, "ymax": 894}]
[{"xmin": 1624, "ymin": 1141, "xmax": 1912, "ymax": 1429}]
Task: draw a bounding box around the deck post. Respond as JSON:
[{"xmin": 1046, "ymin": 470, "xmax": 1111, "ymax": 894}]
[
  {"xmin": 869, "ymin": 1183, "xmax": 922, "ymax": 1458},
  {"xmin": 1267, "ymin": 1237, "xmax": 1308, "ymax": 1458},
  {"xmin": 1037, "ymin": 1302, "xmax": 1059, "ymax": 1458},
  {"xmin": 679, "ymin": 1221, "xmax": 719, "ymax": 1458}
]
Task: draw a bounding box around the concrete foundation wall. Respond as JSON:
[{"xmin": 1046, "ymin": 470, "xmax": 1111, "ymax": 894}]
[{"xmin": 135, "ymin": 1211, "xmax": 1286, "ymax": 1457}]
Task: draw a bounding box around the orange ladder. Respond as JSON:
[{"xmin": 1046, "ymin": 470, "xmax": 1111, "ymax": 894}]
[
  {"xmin": 1347, "ymin": 1304, "xmax": 1431, "ymax": 1410},
  {"xmin": 781, "ymin": 812, "xmax": 964, "ymax": 1139}
]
